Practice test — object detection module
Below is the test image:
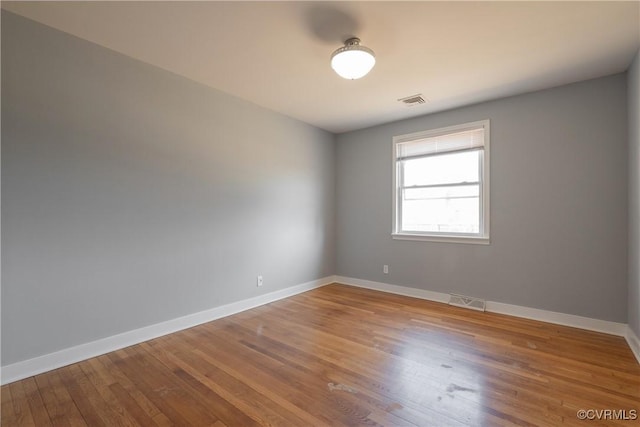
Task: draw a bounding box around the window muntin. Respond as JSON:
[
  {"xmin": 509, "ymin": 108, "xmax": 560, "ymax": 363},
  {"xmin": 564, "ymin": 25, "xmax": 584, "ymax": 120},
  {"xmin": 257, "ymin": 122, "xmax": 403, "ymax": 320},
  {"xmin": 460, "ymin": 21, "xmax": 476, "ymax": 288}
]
[{"xmin": 393, "ymin": 121, "xmax": 490, "ymax": 243}]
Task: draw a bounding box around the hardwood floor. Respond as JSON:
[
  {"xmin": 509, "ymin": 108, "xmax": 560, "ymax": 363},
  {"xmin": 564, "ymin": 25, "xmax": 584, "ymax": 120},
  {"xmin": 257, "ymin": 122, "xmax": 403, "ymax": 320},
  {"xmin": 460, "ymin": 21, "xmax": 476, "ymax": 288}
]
[{"xmin": 2, "ymin": 284, "xmax": 639, "ymax": 426}]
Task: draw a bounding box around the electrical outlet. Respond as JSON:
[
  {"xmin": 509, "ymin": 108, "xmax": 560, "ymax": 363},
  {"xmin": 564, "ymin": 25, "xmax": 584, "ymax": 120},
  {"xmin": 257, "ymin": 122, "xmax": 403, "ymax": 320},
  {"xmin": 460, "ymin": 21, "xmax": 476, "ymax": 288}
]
[
  {"xmin": 383, "ymin": 265, "xmax": 389, "ymax": 274},
  {"xmin": 257, "ymin": 275, "xmax": 263, "ymax": 287}
]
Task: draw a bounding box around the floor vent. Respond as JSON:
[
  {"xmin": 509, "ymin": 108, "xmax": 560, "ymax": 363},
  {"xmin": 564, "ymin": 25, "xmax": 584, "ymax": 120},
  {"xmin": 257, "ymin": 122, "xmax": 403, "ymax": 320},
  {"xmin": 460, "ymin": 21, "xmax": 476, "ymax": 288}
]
[{"xmin": 449, "ymin": 294, "xmax": 486, "ymax": 312}]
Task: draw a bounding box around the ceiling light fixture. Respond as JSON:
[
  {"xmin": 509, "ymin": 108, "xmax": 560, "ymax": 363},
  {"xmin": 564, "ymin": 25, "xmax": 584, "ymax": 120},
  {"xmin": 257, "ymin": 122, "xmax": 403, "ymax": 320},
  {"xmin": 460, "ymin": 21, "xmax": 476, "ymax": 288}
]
[{"xmin": 330, "ymin": 37, "xmax": 376, "ymax": 80}]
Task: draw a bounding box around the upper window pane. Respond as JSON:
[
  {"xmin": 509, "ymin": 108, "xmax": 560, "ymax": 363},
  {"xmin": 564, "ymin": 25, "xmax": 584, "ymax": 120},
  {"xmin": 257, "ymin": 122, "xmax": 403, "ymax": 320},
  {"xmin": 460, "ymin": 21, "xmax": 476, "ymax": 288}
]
[{"xmin": 402, "ymin": 151, "xmax": 480, "ymax": 187}]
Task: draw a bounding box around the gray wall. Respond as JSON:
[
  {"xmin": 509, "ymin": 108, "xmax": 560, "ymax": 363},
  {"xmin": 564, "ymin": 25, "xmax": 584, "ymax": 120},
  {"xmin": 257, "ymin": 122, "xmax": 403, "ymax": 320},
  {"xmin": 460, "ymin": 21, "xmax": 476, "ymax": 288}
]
[
  {"xmin": 336, "ymin": 75, "xmax": 628, "ymax": 323},
  {"xmin": 1, "ymin": 12, "xmax": 335, "ymax": 365},
  {"xmin": 629, "ymin": 50, "xmax": 640, "ymax": 336}
]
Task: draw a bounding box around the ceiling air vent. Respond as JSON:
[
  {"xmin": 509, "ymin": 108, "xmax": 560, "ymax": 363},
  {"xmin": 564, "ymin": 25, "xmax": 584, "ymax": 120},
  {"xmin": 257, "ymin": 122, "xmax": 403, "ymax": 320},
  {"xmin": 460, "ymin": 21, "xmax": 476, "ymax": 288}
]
[{"xmin": 398, "ymin": 94, "xmax": 426, "ymax": 107}]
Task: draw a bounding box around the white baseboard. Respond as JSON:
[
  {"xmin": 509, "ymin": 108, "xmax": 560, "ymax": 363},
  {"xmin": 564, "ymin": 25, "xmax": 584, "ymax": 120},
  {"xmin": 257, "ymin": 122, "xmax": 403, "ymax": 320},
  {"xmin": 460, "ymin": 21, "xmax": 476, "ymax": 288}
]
[
  {"xmin": 335, "ymin": 276, "xmax": 450, "ymax": 304},
  {"xmin": 626, "ymin": 326, "xmax": 640, "ymax": 364},
  {"xmin": 485, "ymin": 301, "xmax": 627, "ymax": 336},
  {"xmin": 334, "ymin": 276, "xmax": 628, "ymax": 337},
  {"xmin": 0, "ymin": 276, "xmax": 334, "ymax": 386}
]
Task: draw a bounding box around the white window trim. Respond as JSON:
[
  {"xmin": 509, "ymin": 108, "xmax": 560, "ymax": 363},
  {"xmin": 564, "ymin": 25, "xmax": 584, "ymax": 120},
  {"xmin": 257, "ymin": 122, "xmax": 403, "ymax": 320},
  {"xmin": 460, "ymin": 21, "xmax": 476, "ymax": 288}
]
[{"xmin": 392, "ymin": 120, "xmax": 491, "ymax": 245}]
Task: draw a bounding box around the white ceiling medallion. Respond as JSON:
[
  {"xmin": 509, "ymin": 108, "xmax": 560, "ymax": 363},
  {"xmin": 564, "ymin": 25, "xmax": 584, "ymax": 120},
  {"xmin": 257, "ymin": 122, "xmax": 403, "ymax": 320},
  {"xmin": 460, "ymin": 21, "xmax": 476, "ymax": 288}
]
[{"xmin": 330, "ymin": 37, "xmax": 376, "ymax": 80}]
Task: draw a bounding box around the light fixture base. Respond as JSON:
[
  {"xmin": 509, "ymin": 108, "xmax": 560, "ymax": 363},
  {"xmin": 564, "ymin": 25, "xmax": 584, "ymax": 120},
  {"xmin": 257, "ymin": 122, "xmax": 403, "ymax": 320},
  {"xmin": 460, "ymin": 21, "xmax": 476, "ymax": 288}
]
[{"xmin": 330, "ymin": 37, "xmax": 376, "ymax": 80}]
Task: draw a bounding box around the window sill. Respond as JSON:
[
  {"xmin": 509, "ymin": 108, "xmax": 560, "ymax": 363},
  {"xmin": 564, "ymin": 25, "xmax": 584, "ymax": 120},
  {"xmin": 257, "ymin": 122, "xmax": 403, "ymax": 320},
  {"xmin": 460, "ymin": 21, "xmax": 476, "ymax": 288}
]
[{"xmin": 392, "ymin": 233, "xmax": 490, "ymax": 245}]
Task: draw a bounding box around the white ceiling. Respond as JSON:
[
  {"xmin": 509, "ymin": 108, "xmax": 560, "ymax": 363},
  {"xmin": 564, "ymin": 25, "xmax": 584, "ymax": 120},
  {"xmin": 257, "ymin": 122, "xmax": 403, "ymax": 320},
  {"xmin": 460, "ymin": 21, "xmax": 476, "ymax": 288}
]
[{"xmin": 3, "ymin": 1, "xmax": 639, "ymax": 133}]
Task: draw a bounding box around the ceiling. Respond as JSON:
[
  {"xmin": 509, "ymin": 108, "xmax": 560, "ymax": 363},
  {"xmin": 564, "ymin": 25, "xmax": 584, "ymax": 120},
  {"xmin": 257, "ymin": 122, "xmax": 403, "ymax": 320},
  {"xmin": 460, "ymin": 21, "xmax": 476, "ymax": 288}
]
[{"xmin": 3, "ymin": 1, "xmax": 639, "ymax": 133}]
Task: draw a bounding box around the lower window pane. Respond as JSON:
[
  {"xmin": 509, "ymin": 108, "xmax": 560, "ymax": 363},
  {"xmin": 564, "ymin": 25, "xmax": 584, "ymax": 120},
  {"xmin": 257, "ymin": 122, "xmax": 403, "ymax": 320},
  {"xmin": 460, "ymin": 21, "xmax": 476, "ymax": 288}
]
[{"xmin": 401, "ymin": 187, "xmax": 480, "ymax": 234}]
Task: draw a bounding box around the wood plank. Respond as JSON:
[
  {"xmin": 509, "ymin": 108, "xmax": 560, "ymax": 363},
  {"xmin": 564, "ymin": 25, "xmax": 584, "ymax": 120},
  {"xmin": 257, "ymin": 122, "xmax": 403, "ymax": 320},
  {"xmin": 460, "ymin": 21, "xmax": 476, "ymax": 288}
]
[
  {"xmin": 35, "ymin": 370, "xmax": 87, "ymax": 426},
  {"xmin": 2, "ymin": 383, "xmax": 19, "ymax": 427},
  {"xmin": 106, "ymin": 349, "xmax": 195, "ymax": 426},
  {"xmin": 95, "ymin": 353, "xmax": 173, "ymax": 426},
  {"xmin": 76, "ymin": 357, "xmax": 147, "ymax": 426},
  {"xmin": 8, "ymin": 380, "xmax": 37, "ymax": 426},
  {"xmin": 58, "ymin": 365, "xmax": 107, "ymax": 427},
  {"xmin": 20, "ymin": 377, "xmax": 53, "ymax": 427},
  {"xmin": 108, "ymin": 382, "xmax": 159, "ymax": 426},
  {"xmin": 112, "ymin": 346, "xmax": 221, "ymax": 425}
]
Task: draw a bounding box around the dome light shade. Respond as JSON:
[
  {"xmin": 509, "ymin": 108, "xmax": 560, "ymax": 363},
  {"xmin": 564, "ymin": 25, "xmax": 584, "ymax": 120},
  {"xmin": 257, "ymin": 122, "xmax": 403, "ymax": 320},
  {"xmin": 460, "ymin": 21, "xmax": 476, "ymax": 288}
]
[{"xmin": 331, "ymin": 38, "xmax": 376, "ymax": 80}]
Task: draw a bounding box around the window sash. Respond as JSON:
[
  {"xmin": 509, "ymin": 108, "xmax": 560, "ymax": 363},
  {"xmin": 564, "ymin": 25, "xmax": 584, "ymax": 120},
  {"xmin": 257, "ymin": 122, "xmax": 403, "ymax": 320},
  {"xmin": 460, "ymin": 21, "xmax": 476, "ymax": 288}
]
[{"xmin": 396, "ymin": 143, "xmax": 486, "ymax": 237}]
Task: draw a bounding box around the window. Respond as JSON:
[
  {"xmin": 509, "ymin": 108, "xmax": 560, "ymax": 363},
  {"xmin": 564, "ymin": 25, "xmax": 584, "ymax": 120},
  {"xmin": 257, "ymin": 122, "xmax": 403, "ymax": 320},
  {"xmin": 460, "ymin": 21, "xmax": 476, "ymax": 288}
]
[{"xmin": 392, "ymin": 120, "xmax": 490, "ymax": 244}]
